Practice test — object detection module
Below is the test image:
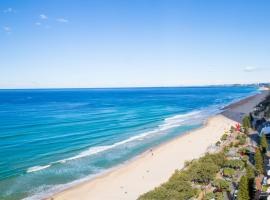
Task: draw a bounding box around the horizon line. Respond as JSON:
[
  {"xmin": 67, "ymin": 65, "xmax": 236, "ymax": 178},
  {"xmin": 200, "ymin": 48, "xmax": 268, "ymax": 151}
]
[{"xmin": 0, "ymin": 83, "xmax": 267, "ymax": 90}]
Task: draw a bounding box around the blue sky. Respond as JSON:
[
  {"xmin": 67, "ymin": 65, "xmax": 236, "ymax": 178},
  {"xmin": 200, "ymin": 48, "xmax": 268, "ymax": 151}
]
[{"xmin": 0, "ymin": 0, "xmax": 270, "ymax": 88}]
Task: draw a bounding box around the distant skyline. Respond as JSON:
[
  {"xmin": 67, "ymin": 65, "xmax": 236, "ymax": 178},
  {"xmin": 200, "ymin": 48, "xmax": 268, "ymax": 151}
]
[{"xmin": 0, "ymin": 0, "xmax": 270, "ymax": 89}]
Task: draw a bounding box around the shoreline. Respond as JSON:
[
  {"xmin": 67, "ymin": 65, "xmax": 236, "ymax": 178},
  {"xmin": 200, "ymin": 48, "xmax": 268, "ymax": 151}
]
[{"xmin": 47, "ymin": 91, "xmax": 269, "ymax": 200}]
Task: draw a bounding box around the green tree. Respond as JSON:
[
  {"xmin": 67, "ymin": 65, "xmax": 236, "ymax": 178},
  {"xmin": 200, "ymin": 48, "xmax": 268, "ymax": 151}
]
[
  {"xmin": 138, "ymin": 174, "xmax": 198, "ymax": 200},
  {"xmin": 237, "ymin": 134, "xmax": 247, "ymax": 145},
  {"xmin": 223, "ymin": 159, "xmax": 245, "ymax": 170},
  {"xmin": 199, "ymin": 152, "xmax": 226, "ymax": 167},
  {"xmin": 238, "ymin": 147, "xmax": 249, "ymax": 155},
  {"xmin": 138, "ymin": 168, "xmax": 199, "ymax": 200},
  {"xmin": 138, "ymin": 186, "xmax": 180, "ymax": 200},
  {"xmin": 260, "ymin": 133, "xmax": 268, "ymax": 153},
  {"xmin": 242, "ymin": 155, "xmax": 249, "ymax": 163},
  {"xmin": 189, "ymin": 162, "xmax": 219, "ymax": 184},
  {"xmin": 242, "ymin": 116, "xmax": 251, "ymax": 128},
  {"xmin": 212, "ymin": 179, "xmax": 230, "ymax": 191},
  {"xmin": 255, "ymin": 148, "xmax": 264, "ymax": 174},
  {"xmin": 249, "ymin": 113, "xmax": 254, "ymax": 128},
  {"xmin": 203, "ymin": 192, "xmax": 215, "ymax": 200},
  {"xmin": 242, "ymin": 116, "xmax": 251, "ymax": 133},
  {"xmin": 246, "ymin": 165, "xmax": 255, "ymax": 199},
  {"xmin": 238, "ymin": 176, "xmax": 249, "ymax": 200},
  {"xmin": 214, "ymin": 192, "xmax": 223, "ymax": 200},
  {"xmin": 163, "ymin": 180, "xmax": 197, "ymax": 198},
  {"xmin": 223, "ymin": 168, "xmax": 235, "ymax": 178},
  {"xmin": 246, "ymin": 165, "xmax": 255, "ymax": 178}
]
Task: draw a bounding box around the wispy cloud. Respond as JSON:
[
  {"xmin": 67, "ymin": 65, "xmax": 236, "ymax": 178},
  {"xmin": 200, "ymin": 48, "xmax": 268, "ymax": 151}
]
[
  {"xmin": 40, "ymin": 14, "xmax": 48, "ymax": 20},
  {"xmin": 3, "ymin": 26, "xmax": 12, "ymax": 34},
  {"xmin": 3, "ymin": 7, "xmax": 15, "ymax": 13},
  {"xmin": 243, "ymin": 66, "xmax": 258, "ymax": 72},
  {"xmin": 56, "ymin": 18, "xmax": 69, "ymax": 23},
  {"xmin": 35, "ymin": 22, "xmax": 42, "ymax": 26}
]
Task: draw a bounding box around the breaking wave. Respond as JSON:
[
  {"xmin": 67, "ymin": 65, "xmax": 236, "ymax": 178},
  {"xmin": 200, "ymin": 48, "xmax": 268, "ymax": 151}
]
[
  {"xmin": 27, "ymin": 165, "xmax": 51, "ymax": 173},
  {"xmin": 27, "ymin": 110, "xmax": 206, "ymax": 173}
]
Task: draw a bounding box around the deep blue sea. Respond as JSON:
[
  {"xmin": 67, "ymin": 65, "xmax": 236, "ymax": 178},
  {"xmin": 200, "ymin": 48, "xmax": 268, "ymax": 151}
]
[{"xmin": 0, "ymin": 86, "xmax": 258, "ymax": 200}]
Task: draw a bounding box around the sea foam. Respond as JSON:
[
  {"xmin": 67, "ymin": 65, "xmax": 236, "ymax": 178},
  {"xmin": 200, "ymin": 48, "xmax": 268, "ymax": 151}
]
[
  {"xmin": 27, "ymin": 165, "xmax": 51, "ymax": 173},
  {"xmin": 26, "ymin": 110, "xmax": 204, "ymax": 173}
]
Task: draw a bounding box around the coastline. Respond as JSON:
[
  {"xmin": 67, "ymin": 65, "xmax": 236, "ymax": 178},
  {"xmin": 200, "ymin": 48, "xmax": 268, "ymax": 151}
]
[{"xmin": 47, "ymin": 91, "xmax": 269, "ymax": 200}]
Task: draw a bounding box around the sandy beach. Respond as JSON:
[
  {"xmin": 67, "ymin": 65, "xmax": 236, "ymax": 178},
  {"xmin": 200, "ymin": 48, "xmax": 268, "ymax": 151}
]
[{"xmin": 49, "ymin": 91, "xmax": 269, "ymax": 200}]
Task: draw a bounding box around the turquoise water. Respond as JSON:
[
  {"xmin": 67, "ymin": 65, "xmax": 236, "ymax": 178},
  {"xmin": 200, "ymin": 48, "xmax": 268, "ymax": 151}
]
[{"xmin": 0, "ymin": 86, "xmax": 258, "ymax": 199}]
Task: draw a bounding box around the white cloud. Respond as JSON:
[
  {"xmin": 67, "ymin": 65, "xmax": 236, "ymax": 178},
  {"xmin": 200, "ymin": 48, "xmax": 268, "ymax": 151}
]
[
  {"xmin": 3, "ymin": 26, "xmax": 12, "ymax": 35},
  {"xmin": 56, "ymin": 18, "xmax": 69, "ymax": 23},
  {"xmin": 3, "ymin": 26, "xmax": 11, "ymax": 32},
  {"xmin": 243, "ymin": 66, "xmax": 258, "ymax": 72},
  {"xmin": 35, "ymin": 22, "xmax": 42, "ymax": 26},
  {"xmin": 40, "ymin": 14, "xmax": 48, "ymax": 20},
  {"xmin": 3, "ymin": 8, "xmax": 15, "ymax": 13}
]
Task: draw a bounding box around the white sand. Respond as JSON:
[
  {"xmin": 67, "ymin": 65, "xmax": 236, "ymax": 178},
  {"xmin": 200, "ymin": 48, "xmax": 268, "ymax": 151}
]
[{"xmin": 49, "ymin": 91, "xmax": 269, "ymax": 200}]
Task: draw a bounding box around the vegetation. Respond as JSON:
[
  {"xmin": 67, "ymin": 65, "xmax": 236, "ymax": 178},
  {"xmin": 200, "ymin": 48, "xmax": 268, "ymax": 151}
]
[
  {"xmin": 238, "ymin": 147, "xmax": 249, "ymax": 155},
  {"xmin": 189, "ymin": 161, "xmax": 219, "ymax": 184},
  {"xmin": 223, "ymin": 168, "xmax": 235, "ymax": 178},
  {"xmin": 139, "ymin": 124, "xmax": 267, "ymax": 200},
  {"xmin": 198, "ymin": 153, "xmax": 226, "ymax": 167},
  {"xmin": 139, "ymin": 96, "xmax": 270, "ymax": 200},
  {"xmin": 221, "ymin": 133, "xmax": 228, "ymax": 141},
  {"xmin": 203, "ymin": 192, "xmax": 223, "ymax": 200},
  {"xmin": 212, "ymin": 178, "xmax": 230, "ymax": 191},
  {"xmin": 238, "ymin": 176, "xmax": 249, "ymax": 200},
  {"xmin": 254, "ymin": 148, "xmax": 264, "ymax": 174},
  {"xmin": 242, "ymin": 155, "xmax": 249, "ymax": 163},
  {"xmin": 223, "ymin": 159, "xmax": 245, "ymax": 170},
  {"xmin": 138, "ymin": 153, "xmax": 226, "ymax": 199},
  {"xmin": 203, "ymin": 192, "xmax": 215, "ymax": 200},
  {"xmin": 138, "ymin": 170, "xmax": 198, "ymax": 200},
  {"xmin": 187, "ymin": 154, "xmax": 224, "ymax": 184},
  {"xmin": 246, "ymin": 165, "xmax": 255, "ymax": 199},
  {"xmin": 242, "ymin": 116, "xmax": 251, "ymax": 132},
  {"xmin": 246, "ymin": 164, "xmax": 255, "ymax": 178},
  {"xmin": 237, "ymin": 134, "xmax": 247, "ymax": 145},
  {"xmin": 214, "ymin": 192, "xmax": 223, "ymax": 200},
  {"xmin": 260, "ymin": 133, "xmax": 268, "ymax": 153},
  {"xmin": 249, "ymin": 113, "xmax": 254, "ymax": 127},
  {"xmin": 262, "ymin": 185, "xmax": 268, "ymax": 192},
  {"xmin": 138, "ymin": 185, "xmax": 194, "ymax": 200},
  {"xmin": 223, "ymin": 146, "xmax": 230, "ymax": 154}
]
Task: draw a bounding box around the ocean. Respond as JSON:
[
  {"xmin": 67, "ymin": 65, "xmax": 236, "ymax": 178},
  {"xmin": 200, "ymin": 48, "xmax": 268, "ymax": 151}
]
[{"xmin": 0, "ymin": 86, "xmax": 258, "ymax": 200}]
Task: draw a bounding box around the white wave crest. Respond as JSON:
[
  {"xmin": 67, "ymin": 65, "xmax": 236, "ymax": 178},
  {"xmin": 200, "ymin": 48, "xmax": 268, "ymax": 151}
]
[
  {"xmin": 160, "ymin": 110, "xmax": 202, "ymax": 129},
  {"xmin": 27, "ymin": 165, "xmax": 51, "ymax": 173},
  {"xmin": 58, "ymin": 110, "xmax": 204, "ymax": 163},
  {"xmin": 58, "ymin": 131, "xmax": 154, "ymax": 163},
  {"xmin": 27, "ymin": 110, "xmax": 204, "ymax": 172},
  {"xmin": 164, "ymin": 110, "xmax": 201, "ymax": 122}
]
